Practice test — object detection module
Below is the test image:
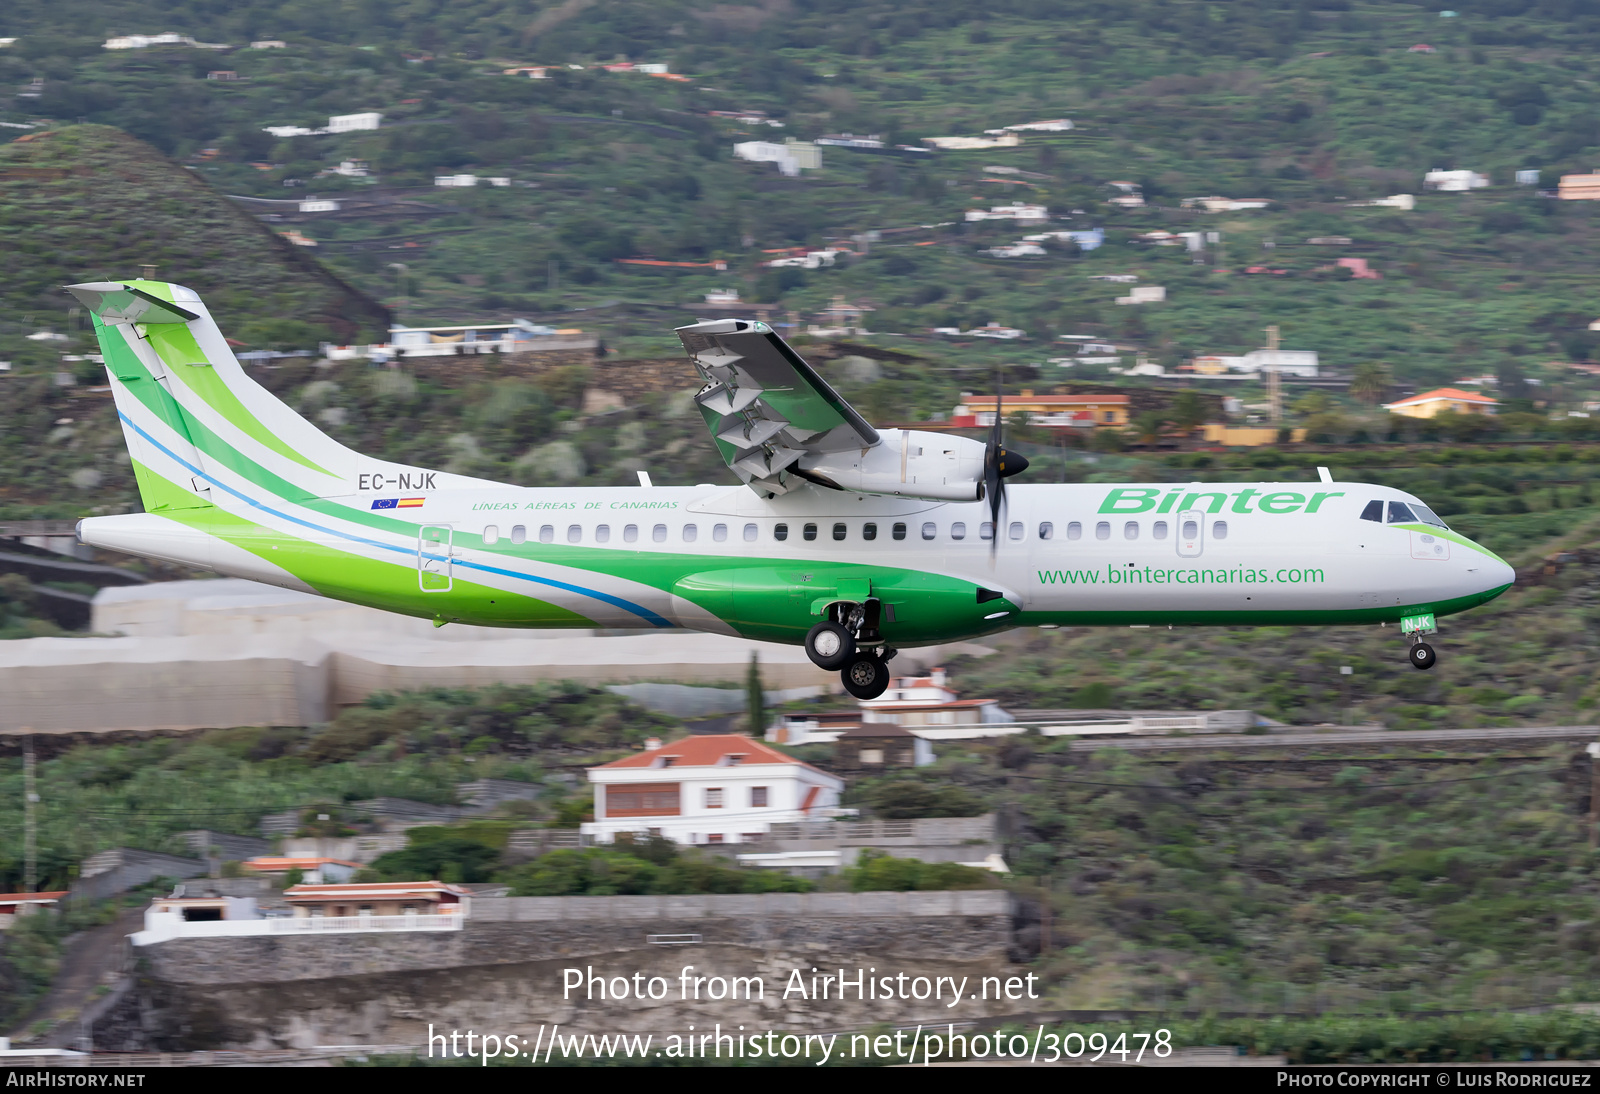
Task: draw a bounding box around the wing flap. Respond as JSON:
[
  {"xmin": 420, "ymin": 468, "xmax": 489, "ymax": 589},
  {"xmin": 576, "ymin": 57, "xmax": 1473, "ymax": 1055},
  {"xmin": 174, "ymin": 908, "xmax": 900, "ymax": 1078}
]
[{"xmin": 676, "ymin": 319, "xmax": 878, "ymax": 494}]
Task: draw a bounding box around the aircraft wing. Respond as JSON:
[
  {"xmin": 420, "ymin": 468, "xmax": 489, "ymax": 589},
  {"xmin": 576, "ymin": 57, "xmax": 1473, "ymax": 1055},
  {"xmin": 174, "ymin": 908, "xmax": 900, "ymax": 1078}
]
[{"xmin": 676, "ymin": 319, "xmax": 880, "ymax": 494}]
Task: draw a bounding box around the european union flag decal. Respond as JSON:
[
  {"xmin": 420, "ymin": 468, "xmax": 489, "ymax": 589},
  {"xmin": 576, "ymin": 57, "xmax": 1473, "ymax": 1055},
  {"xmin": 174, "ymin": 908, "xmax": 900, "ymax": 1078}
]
[{"xmin": 371, "ymin": 498, "xmax": 399, "ymax": 510}]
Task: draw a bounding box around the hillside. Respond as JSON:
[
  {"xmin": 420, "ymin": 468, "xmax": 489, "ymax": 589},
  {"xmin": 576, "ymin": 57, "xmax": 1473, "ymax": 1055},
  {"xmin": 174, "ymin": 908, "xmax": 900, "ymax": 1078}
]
[{"xmin": 0, "ymin": 124, "xmax": 388, "ymax": 360}]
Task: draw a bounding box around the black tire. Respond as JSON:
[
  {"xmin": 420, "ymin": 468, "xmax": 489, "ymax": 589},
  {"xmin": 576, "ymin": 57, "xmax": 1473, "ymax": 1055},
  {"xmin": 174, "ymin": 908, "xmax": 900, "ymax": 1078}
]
[
  {"xmin": 805, "ymin": 621, "xmax": 855, "ymax": 670},
  {"xmin": 1409, "ymin": 642, "xmax": 1436, "ymax": 671},
  {"xmin": 841, "ymin": 654, "xmax": 890, "ymax": 700}
]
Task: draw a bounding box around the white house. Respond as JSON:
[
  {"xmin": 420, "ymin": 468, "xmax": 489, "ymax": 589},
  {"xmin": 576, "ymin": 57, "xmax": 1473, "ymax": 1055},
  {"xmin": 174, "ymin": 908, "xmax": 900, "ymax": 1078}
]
[
  {"xmin": 733, "ymin": 140, "xmax": 820, "ymax": 177},
  {"xmin": 264, "ymin": 125, "xmax": 316, "ymax": 138},
  {"xmin": 987, "ymin": 242, "xmax": 1046, "ymax": 258},
  {"xmin": 964, "ymin": 201, "xmax": 1049, "ymax": 223},
  {"xmin": 327, "ymin": 112, "xmax": 382, "ymax": 133},
  {"xmin": 1004, "ymin": 119, "xmax": 1073, "ymax": 132},
  {"xmin": 435, "ymin": 174, "xmax": 479, "ymax": 188},
  {"xmin": 923, "ymin": 133, "xmax": 1020, "ymax": 151},
  {"xmin": 1423, "ymin": 169, "xmax": 1488, "ymax": 192},
  {"xmin": 857, "ymin": 669, "xmax": 1018, "ymax": 741},
  {"xmin": 581, "ymin": 734, "xmax": 844, "ymax": 846},
  {"xmin": 1115, "ymin": 285, "xmax": 1167, "ymax": 305},
  {"xmin": 298, "ymin": 197, "xmax": 340, "ymax": 213}
]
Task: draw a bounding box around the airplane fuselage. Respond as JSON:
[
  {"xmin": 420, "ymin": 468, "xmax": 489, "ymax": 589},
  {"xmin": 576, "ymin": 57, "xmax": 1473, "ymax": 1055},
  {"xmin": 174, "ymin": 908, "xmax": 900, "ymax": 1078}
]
[{"xmin": 79, "ymin": 478, "xmax": 1515, "ymax": 647}]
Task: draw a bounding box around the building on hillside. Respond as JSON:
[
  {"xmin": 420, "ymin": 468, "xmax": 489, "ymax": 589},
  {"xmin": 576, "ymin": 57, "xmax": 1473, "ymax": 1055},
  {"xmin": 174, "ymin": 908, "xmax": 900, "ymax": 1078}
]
[
  {"xmin": 1517, "ymin": 169, "xmax": 1541, "ymax": 186},
  {"xmin": 1383, "ymin": 388, "xmax": 1500, "ymax": 418},
  {"xmin": 814, "ymin": 133, "xmax": 883, "ymax": 149},
  {"xmin": 327, "ymin": 112, "xmax": 382, "ymax": 133},
  {"xmin": 328, "ymin": 159, "xmax": 370, "ymax": 177},
  {"xmin": 1559, "ymin": 173, "xmax": 1600, "ymax": 200},
  {"xmin": 1116, "ymin": 285, "xmax": 1166, "ymax": 305},
  {"xmin": 1408, "ymin": 43, "xmax": 1436, "ymax": 52},
  {"xmin": 733, "ymin": 140, "xmax": 821, "ymax": 177},
  {"xmin": 0, "ymin": 891, "xmax": 68, "ymax": 928},
  {"xmin": 264, "ymin": 125, "xmax": 315, "ymax": 138},
  {"xmin": 284, "ymin": 881, "xmax": 470, "ymax": 918},
  {"xmin": 964, "ymin": 201, "xmax": 1049, "ymax": 223},
  {"xmin": 953, "ymin": 390, "xmax": 1130, "ymax": 429},
  {"xmin": 1003, "ymin": 118, "xmax": 1073, "ymax": 132},
  {"xmin": 298, "ymin": 197, "xmax": 339, "ymax": 213},
  {"xmin": 104, "ymin": 33, "xmax": 230, "ymax": 50},
  {"xmin": 581, "ymin": 734, "xmax": 844, "ymax": 846},
  {"xmin": 242, "ymin": 856, "xmax": 362, "ymax": 884},
  {"xmin": 807, "ymin": 296, "xmax": 874, "ymax": 336},
  {"xmin": 1335, "ymin": 257, "xmax": 1381, "ymax": 279},
  {"xmin": 504, "ymin": 65, "xmax": 549, "ymax": 78},
  {"xmin": 1182, "ymin": 196, "xmax": 1271, "ymax": 212},
  {"xmin": 435, "ymin": 173, "xmax": 479, "ymax": 187},
  {"xmin": 278, "ymin": 228, "xmax": 317, "ymax": 247},
  {"xmin": 835, "ymin": 724, "xmax": 934, "ymax": 769},
  {"xmin": 987, "ymin": 241, "xmax": 1046, "ymax": 258},
  {"xmin": 1423, "ymin": 169, "xmax": 1488, "ymax": 192},
  {"xmin": 1023, "ymin": 227, "xmax": 1104, "ymax": 251},
  {"xmin": 1186, "ymin": 349, "xmax": 1318, "ymax": 378},
  {"xmin": 856, "ymin": 668, "xmax": 1017, "ymax": 741},
  {"xmin": 206, "ymin": 70, "xmax": 238, "ymax": 81},
  {"xmin": 922, "ymin": 132, "xmax": 1021, "ymax": 151},
  {"xmin": 250, "ymin": 40, "xmax": 287, "ymax": 49},
  {"xmin": 147, "ymin": 893, "xmax": 259, "ymax": 923}
]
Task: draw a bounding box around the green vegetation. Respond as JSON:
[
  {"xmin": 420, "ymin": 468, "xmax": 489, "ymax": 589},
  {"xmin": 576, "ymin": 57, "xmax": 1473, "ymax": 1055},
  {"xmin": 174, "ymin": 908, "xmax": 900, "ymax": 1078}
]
[
  {"xmin": 842, "ymin": 848, "xmax": 996, "ymax": 891},
  {"xmin": 501, "ymin": 838, "xmax": 812, "ymax": 896}
]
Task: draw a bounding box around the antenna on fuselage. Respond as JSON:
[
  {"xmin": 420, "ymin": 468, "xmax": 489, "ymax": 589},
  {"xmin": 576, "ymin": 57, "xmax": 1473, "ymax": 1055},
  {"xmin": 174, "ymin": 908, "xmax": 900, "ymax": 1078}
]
[
  {"xmin": 637, "ymin": 471, "xmax": 653, "ymax": 487},
  {"xmin": 1317, "ymin": 466, "xmax": 1333, "ymax": 484}
]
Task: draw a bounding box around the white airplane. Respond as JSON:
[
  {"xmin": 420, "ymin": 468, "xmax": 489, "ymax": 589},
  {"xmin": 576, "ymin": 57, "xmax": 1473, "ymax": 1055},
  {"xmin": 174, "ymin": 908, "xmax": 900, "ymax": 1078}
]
[{"xmin": 67, "ymin": 279, "xmax": 1513, "ymax": 699}]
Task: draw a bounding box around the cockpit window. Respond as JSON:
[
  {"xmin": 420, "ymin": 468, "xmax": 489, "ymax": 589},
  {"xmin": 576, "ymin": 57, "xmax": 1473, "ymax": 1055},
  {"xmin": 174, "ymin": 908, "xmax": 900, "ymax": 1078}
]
[
  {"xmin": 1386, "ymin": 501, "xmax": 1418, "ymax": 524},
  {"xmin": 1359, "ymin": 500, "xmax": 1384, "ymax": 522},
  {"xmin": 1411, "ymin": 504, "xmax": 1449, "ymax": 530}
]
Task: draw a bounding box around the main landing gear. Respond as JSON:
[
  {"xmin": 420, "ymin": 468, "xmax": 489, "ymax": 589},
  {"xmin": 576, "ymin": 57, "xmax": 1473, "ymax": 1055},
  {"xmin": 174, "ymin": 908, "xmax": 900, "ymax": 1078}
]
[{"xmin": 806, "ymin": 600, "xmax": 895, "ymax": 700}]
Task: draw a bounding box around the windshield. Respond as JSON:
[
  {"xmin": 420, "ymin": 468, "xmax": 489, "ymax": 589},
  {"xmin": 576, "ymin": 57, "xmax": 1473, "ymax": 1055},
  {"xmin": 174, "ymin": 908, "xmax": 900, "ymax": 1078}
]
[{"xmin": 1410, "ymin": 504, "xmax": 1450, "ymax": 530}]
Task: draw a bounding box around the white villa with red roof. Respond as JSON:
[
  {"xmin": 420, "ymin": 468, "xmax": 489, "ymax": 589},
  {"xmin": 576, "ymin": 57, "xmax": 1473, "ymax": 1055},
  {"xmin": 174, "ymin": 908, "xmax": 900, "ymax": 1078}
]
[{"xmin": 581, "ymin": 734, "xmax": 844, "ymax": 847}]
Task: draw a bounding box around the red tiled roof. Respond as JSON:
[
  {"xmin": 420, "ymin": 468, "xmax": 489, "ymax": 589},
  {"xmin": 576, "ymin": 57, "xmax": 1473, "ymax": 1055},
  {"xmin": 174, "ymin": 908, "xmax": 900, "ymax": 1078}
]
[
  {"xmin": 0, "ymin": 891, "xmax": 69, "ymax": 903},
  {"xmin": 593, "ymin": 733, "xmax": 805, "ymax": 770},
  {"xmin": 1384, "ymin": 387, "xmax": 1499, "ymax": 407}
]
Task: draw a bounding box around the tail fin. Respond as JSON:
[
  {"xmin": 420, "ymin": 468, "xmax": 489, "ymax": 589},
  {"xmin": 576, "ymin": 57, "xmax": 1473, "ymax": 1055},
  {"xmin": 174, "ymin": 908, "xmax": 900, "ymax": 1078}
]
[{"xmin": 68, "ymin": 279, "xmax": 483, "ymax": 516}]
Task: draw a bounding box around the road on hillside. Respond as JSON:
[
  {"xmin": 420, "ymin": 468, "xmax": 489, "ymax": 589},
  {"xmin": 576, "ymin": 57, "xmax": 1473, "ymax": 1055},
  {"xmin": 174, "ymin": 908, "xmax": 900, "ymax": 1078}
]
[{"xmin": 1066, "ymin": 725, "xmax": 1599, "ymax": 752}]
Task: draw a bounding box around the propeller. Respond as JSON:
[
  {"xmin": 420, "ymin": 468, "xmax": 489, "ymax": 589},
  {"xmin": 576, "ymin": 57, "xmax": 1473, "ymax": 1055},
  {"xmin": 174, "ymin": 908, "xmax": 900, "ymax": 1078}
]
[{"xmin": 983, "ymin": 375, "xmax": 1029, "ymax": 557}]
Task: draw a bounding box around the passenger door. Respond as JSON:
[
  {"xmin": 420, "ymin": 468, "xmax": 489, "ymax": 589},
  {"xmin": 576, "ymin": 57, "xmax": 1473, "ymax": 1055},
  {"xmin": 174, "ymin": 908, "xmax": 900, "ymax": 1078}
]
[{"xmin": 418, "ymin": 525, "xmax": 453, "ymax": 591}]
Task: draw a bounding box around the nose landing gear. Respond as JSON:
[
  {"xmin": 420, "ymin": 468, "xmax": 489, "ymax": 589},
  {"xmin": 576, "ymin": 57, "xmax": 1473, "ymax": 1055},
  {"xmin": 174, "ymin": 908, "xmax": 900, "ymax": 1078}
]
[
  {"xmin": 1400, "ymin": 612, "xmax": 1439, "ymax": 670},
  {"xmin": 805, "ymin": 599, "xmax": 895, "ymax": 699}
]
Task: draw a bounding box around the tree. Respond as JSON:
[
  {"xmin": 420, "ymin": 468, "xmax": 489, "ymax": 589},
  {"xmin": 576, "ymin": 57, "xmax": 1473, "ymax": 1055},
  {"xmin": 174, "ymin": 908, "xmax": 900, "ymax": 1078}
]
[
  {"xmin": 1350, "ymin": 361, "xmax": 1391, "ymax": 406},
  {"xmin": 746, "ymin": 651, "xmax": 765, "ymax": 734},
  {"xmin": 1170, "ymin": 390, "xmax": 1208, "ymax": 432}
]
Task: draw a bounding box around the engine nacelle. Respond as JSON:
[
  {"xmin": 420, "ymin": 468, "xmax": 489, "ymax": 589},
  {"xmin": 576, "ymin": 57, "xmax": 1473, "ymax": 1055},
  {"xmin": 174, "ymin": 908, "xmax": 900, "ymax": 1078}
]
[{"xmin": 799, "ymin": 428, "xmax": 986, "ymax": 501}]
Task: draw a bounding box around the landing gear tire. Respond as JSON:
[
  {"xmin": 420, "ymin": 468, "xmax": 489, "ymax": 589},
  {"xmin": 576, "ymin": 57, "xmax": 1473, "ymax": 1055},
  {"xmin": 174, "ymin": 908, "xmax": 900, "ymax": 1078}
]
[
  {"xmin": 1409, "ymin": 642, "xmax": 1437, "ymax": 671},
  {"xmin": 840, "ymin": 653, "xmax": 890, "ymax": 700},
  {"xmin": 805, "ymin": 621, "xmax": 856, "ymax": 671}
]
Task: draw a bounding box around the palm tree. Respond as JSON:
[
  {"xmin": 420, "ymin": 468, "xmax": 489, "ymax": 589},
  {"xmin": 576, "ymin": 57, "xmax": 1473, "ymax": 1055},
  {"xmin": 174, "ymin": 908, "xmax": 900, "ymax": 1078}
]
[{"xmin": 1350, "ymin": 361, "xmax": 1392, "ymax": 407}]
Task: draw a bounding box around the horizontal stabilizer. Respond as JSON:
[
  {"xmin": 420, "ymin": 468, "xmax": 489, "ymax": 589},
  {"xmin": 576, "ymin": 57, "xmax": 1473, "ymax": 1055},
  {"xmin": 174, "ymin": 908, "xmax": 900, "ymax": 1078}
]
[{"xmin": 67, "ymin": 282, "xmax": 199, "ymax": 325}]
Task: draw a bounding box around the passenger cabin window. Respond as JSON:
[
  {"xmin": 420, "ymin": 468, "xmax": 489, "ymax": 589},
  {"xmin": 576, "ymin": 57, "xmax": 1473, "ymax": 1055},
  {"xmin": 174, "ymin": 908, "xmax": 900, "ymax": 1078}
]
[
  {"xmin": 951, "ymin": 522, "xmax": 967, "ymax": 541},
  {"xmin": 743, "ymin": 523, "xmax": 758, "ymax": 542},
  {"xmin": 1039, "ymin": 522, "xmax": 1053, "ymax": 540},
  {"xmin": 1213, "ymin": 521, "xmax": 1229, "ymax": 540},
  {"xmin": 1095, "ymin": 521, "xmax": 1111, "ymax": 541},
  {"xmin": 623, "ymin": 524, "xmax": 638, "ymax": 543},
  {"xmin": 1360, "ymin": 500, "xmax": 1384, "ymax": 522},
  {"xmin": 833, "ymin": 523, "xmax": 847, "ymax": 541},
  {"xmin": 595, "ymin": 524, "xmax": 610, "ymax": 543},
  {"xmin": 483, "ymin": 525, "xmax": 499, "ymax": 545},
  {"xmin": 979, "ymin": 522, "xmax": 993, "ymax": 540},
  {"xmin": 510, "ymin": 525, "xmax": 527, "ymax": 544},
  {"xmin": 863, "ymin": 523, "xmax": 878, "ymax": 541},
  {"xmin": 1182, "ymin": 519, "xmax": 1199, "ymax": 540},
  {"xmin": 682, "ymin": 524, "xmax": 698, "ymax": 543},
  {"xmin": 774, "ymin": 523, "xmax": 789, "ymax": 541},
  {"xmin": 539, "ymin": 524, "xmax": 554, "ymax": 543},
  {"xmin": 1124, "ymin": 521, "xmax": 1139, "ymax": 541},
  {"xmin": 652, "ymin": 524, "xmax": 667, "ymax": 543},
  {"xmin": 713, "ymin": 523, "xmax": 728, "ymax": 542},
  {"xmin": 803, "ymin": 523, "xmax": 818, "ymax": 541},
  {"xmin": 892, "ymin": 522, "xmax": 907, "ymax": 541},
  {"xmin": 1153, "ymin": 521, "xmax": 1168, "ymax": 540},
  {"xmin": 1009, "ymin": 522, "xmax": 1024, "ymax": 541},
  {"xmin": 567, "ymin": 524, "xmax": 582, "ymax": 543},
  {"xmin": 1066, "ymin": 522, "xmax": 1082, "ymax": 541},
  {"xmin": 921, "ymin": 522, "xmax": 936, "ymax": 540},
  {"xmin": 1387, "ymin": 502, "xmax": 1418, "ymax": 524}
]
